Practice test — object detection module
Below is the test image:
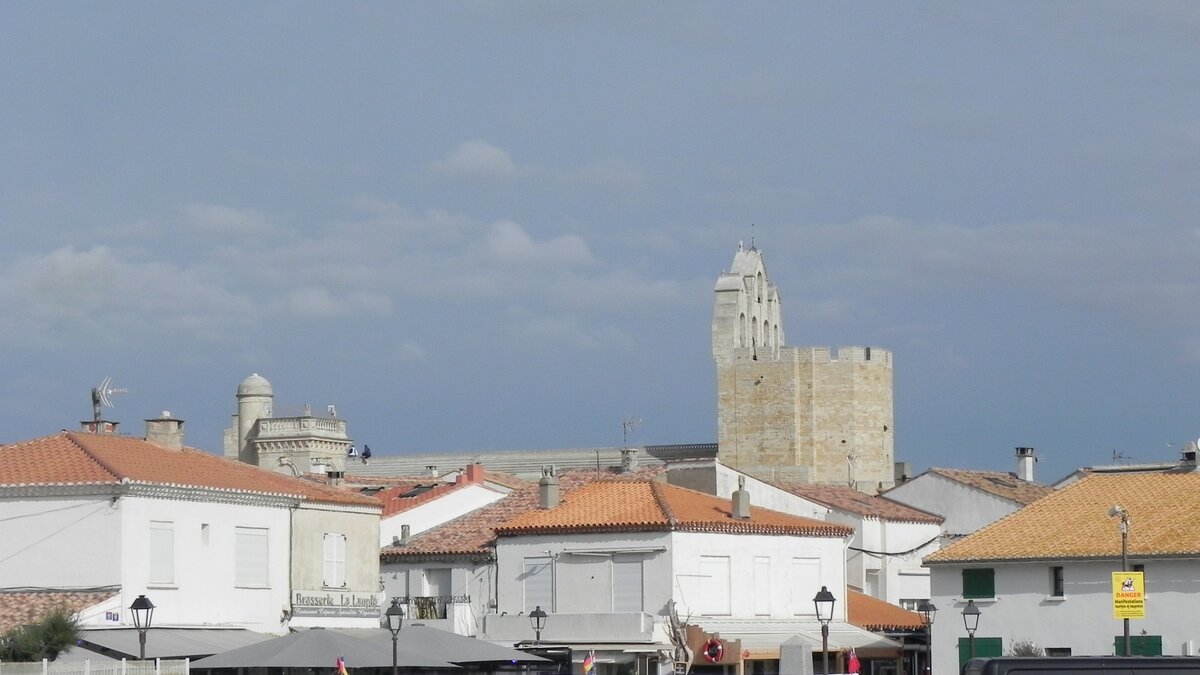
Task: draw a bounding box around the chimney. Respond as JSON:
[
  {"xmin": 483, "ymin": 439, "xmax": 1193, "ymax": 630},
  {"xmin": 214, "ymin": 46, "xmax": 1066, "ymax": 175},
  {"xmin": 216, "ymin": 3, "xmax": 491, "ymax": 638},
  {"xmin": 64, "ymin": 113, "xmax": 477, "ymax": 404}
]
[
  {"xmin": 400, "ymin": 524, "xmax": 411, "ymax": 546},
  {"xmin": 457, "ymin": 463, "xmax": 485, "ymax": 484},
  {"xmin": 145, "ymin": 411, "xmax": 185, "ymax": 450},
  {"xmin": 893, "ymin": 461, "xmax": 911, "ymax": 484},
  {"xmin": 80, "ymin": 420, "xmax": 119, "ymax": 434},
  {"xmin": 1015, "ymin": 447, "xmax": 1037, "ymax": 481},
  {"xmin": 732, "ymin": 475, "xmax": 751, "ymax": 519},
  {"xmin": 1180, "ymin": 441, "xmax": 1198, "ymax": 470},
  {"xmin": 327, "ymin": 469, "xmax": 344, "ymax": 487},
  {"xmin": 620, "ymin": 448, "xmax": 638, "ymax": 473},
  {"xmin": 539, "ymin": 466, "xmax": 560, "ymax": 509},
  {"xmin": 426, "ymin": 465, "xmax": 438, "ymax": 478}
]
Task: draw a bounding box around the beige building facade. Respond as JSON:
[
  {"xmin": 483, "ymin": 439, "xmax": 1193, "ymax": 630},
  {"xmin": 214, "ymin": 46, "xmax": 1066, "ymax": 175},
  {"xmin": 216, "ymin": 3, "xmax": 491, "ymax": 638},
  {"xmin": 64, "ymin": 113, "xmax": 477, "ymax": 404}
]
[{"xmin": 713, "ymin": 242, "xmax": 895, "ymax": 491}]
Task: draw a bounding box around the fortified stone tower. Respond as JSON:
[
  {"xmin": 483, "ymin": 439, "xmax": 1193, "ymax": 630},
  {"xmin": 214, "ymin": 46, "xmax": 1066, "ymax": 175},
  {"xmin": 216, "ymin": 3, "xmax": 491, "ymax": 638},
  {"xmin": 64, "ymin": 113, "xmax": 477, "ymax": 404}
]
[
  {"xmin": 712, "ymin": 242, "xmax": 895, "ymax": 491},
  {"xmin": 223, "ymin": 373, "xmax": 352, "ymax": 475}
]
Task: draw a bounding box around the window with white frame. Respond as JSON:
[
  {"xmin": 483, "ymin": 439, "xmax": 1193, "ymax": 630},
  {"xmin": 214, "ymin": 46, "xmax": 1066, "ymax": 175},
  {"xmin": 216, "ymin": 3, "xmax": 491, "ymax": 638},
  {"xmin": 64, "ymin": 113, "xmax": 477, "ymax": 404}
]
[
  {"xmin": 612, "ymin": 554, "xmax": 643, "ymax": 612},
  {"xmin": 753, "ymin": 556, "xmax": 771, "ymax": 616},
  {"xmin": 323, "ymin": 533, "xmax": 347, "ymax": 588},
  {"xmin": 698, "ymin": 555, "xmax": 731, "ymax": 615},
  {"xmin": 523, "ymin": 556, "xmax": 554, "ymax": 612},
  {"xmin": 149, "ymin": 521, "xmax": 175, "ymax": 585},
  {"xmin": 235, "ymin": 527, "xmax": 269, "ymax": 587}
]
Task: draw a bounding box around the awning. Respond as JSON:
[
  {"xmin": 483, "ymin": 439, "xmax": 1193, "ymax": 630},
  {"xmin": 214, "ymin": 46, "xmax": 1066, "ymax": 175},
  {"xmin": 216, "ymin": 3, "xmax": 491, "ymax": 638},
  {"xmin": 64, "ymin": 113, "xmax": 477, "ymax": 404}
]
[
  {"xmin": 81, "ymin": 628, "xmax": 274, "ymax": 660},
  {"xmin": 694, "ymin": 620, "xmax": 899, "ymax": 658}
]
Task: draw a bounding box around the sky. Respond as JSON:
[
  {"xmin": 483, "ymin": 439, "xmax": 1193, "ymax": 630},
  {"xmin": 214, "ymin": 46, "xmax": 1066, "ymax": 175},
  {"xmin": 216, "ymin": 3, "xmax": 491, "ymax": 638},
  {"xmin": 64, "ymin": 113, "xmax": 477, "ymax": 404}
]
[{"xmin": 2, "ymin": 2, "xmax": 1199, "ymax": 484}]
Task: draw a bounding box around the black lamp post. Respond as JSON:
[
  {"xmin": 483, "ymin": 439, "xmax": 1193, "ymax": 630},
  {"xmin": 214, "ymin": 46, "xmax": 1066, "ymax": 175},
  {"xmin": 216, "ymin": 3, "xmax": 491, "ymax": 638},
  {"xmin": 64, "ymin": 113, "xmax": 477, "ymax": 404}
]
[
  {"xmin": 962, "ymin": 599, "xmax": 981, "ymax": 661},
  {"xmin": 813, "ymin": 586, "xmax": 836, "ymax": 675},
  {"xmin": 529, "ymin": 605, "xmax": 548, "ymax": 645},
  {"xmin": 917, "ymin": 599, "xmax": 937, "ymax": 675},
  {"xmin": 385, "ymin": 597, "xmax": 405, "ymax": 675},
  {"xmin": 1109, "ymin": 505, "xmax": 1131, "ymax": 656},
  {"xmin": 129, "ymin": 594, "xmax": 155, "ymax": 661}
]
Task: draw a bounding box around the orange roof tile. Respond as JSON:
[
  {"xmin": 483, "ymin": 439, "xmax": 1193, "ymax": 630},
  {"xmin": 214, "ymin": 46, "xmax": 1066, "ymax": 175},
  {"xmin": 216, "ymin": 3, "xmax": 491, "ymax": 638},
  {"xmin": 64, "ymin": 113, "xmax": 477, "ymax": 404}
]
[
  {"xmin": 926, "ymin": 471, "xmax": 1200, "ymax": 563},
  {"xmin": 495, "ymin": 480, "xmax": 854, "ymax": 538},
  {"xmin": 923, "ymin": 468, "xmax": 1054, "ymax": 505},
  {"xmin": 847, "ymin": 590, "xmax": 924, "ymax": 631},
  {"xmin": 0, "ymin": 432, "xmax": 378, "ymax": 508},
  {"xmin": 0, "ymin": 590, "xmax": 118, "ymax": 633},
  {"xmin": 381, "ymin": 468, "xmax": 665, "ymax": 559},
  {"xmin": 376, "ymin": 481, "xmax": 468, "ymax": 518},
  {"xmin": 774, "ymin": 482, "xmax": 943, "ymax": 523}
]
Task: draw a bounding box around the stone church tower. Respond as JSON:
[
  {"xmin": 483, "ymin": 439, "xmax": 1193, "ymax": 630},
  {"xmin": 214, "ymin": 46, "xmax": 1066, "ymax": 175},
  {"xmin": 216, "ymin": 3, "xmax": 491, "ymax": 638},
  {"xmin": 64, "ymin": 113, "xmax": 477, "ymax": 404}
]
[
  {"xmin": 713, "ymin": 243, "xmax": 895, "ymax": 491},
  {"xmin": 223, "ymin": 373, "xmax": 353, "ymax": 475}
]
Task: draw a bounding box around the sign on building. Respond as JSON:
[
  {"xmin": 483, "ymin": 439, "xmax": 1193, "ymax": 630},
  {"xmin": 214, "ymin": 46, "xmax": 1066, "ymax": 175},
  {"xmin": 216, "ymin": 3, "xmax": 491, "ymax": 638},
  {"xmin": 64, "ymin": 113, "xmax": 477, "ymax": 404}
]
[{"xmin": 1111, "ymin": 571, "xmax": 1145, "ymax": 619}]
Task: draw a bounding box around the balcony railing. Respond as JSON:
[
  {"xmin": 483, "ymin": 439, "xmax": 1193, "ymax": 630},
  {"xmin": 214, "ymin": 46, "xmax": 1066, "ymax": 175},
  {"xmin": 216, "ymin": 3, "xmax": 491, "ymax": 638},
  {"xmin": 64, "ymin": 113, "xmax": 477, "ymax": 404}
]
[{"xmin": 398, "ymin": 595, "xmax": 470, "ymax": 620}]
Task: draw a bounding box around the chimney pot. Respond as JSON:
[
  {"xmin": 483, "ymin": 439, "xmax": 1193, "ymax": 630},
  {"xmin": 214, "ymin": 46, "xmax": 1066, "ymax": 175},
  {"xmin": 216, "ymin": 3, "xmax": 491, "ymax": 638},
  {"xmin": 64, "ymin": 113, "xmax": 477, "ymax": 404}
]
[{"xmin": 539, "ymin": 466, "xmax": 560, "ymax": 509}]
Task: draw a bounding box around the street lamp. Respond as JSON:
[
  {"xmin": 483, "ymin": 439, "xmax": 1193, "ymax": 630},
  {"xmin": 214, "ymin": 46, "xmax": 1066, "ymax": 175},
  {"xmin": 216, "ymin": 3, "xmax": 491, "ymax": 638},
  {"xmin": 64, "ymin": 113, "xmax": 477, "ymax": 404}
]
[
  {"xmin": 917, "ymin": 599, "xmax": 937, "ymax": 675},
  {"xmin": 129, "ymin": 594, "xmax": 155, "ymax": 661},
  {"xmin": 529, "ymin": 606, "xmax": 548, "ymax": 645},
  {"xmin": 813, "ymin": 586, "xmax": 836, "ymax": 675},
  {"xmin": 385, "ymin": 597, "xmax": 405, "ymax": 675},
  {"xmin": 1109, "ymin": 505, "xmax": 1131, "ymax": 656},
  {"xmin": 961, "ymin": 600, "xmax": 981, "ymax": 661}
]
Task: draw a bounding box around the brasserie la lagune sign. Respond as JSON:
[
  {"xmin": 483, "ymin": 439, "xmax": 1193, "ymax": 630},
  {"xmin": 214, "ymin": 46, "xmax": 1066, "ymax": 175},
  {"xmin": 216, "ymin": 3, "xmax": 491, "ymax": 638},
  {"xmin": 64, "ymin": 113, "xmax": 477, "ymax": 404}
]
[{"xmin": 293, "ymin": 591, "xmax": 382, "ymax": 618}]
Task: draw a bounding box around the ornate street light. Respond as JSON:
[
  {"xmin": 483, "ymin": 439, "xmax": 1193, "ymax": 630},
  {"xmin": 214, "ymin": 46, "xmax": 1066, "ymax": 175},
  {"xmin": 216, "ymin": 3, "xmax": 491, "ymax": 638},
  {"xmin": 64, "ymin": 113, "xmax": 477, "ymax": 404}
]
[
  {"xmin": 129, "ymin": 595, "xmax": 155, "ymax": 661},
  {"xmin": 961, "ymin": 599, "xmax": 981, "ymax": 660},
  {"xmin": 917, "ymin": 600, "xmax": 937, "ymax": 675},
  {"xmin": 1109, "ymin": 505, "xmax": 1131, "ymax": 656},
  {"xmin": 813, "ymin": 586, "xmax": 836, "ymax": 675},
  {"xmin": 385, "ymin": 597, "xmax": 405, "ymax": 675},
  {"xmin": 529, "ymin": 605, "xmax": 548, "ymax": 645}
]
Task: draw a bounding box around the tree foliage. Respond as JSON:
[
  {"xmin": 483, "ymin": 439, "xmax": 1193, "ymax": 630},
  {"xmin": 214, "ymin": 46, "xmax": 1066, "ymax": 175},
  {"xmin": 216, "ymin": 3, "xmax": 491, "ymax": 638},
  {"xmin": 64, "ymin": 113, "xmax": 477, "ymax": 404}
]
[
  {"xmin": 1007, "ymin": 639, "xmax": 1045, "ymax": 657},
  {"xmin": 0, "ymin": 605, "xmax": 81, "ymax": 662}
]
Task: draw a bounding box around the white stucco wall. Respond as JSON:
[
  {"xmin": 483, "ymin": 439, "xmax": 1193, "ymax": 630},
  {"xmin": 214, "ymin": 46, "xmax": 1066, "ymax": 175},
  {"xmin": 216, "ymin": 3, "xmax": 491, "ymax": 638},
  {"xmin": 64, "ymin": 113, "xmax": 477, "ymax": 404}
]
[
  {"xmin": 380, "ymin": 559, "xmax": 492, "ymax": 635},
  {"xmin": 290, "ymin": 504, "xmax": 382, "ymax": 629},
  {"xmin": 836, "ymin": 514, "xmax": 938, "ymax": 605},
  {"xmin": 379, "ymin": 484, "xmax": 505, "ymax": 546},
  {"xmin": 886, "ymin": 474, "xmax": 1021, "ymax": 536},
  {"xmin": 0, "ymin": 495, "xmax": 122, "ymax": 587},
  {"xmin": 929, "ymin": 558, "xmax": 1200, "ymax": 674},
  {"xmin": 119, "ymin": 494, "xmax": 292, "ymax": 633},
  {"xmin": 712, "ymin": 464, "xmax": 830, "ymax": 519}
]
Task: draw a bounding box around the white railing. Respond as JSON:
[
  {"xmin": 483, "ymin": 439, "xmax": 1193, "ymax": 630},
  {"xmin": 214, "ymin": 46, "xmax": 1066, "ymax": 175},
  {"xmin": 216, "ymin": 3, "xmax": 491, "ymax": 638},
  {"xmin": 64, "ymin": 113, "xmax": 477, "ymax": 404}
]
[{"xmin": 0, "ymin": 659, "xmax": 188, "ymax": 675}]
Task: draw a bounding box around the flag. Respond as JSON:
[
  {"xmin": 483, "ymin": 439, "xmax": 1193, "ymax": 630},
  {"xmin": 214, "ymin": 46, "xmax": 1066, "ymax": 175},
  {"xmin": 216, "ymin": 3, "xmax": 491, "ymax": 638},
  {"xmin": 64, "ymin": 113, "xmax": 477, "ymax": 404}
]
[
  {"xmin": 848, "ymin": 647, "xmax": 860, "ymax": 674},
  {"xmin": 582, "ymin": 649, "xmax": 595, "ymax": 674},
  {"xmin": 336, "ymin": 655, "xmax": 348, "ymax": 675}
]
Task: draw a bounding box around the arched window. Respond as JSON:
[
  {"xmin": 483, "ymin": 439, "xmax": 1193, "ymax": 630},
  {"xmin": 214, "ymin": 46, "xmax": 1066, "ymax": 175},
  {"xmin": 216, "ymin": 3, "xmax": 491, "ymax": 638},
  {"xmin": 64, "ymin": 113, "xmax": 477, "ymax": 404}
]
[{"xmin": 739, "ymin": 313, "xmax": 747, "ymax": 347}]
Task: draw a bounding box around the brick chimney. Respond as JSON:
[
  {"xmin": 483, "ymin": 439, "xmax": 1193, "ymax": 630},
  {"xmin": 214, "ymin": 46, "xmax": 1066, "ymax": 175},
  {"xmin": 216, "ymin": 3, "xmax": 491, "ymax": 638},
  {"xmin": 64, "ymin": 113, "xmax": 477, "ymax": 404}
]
[
  {"xmin": 456, "ymin": 463, "xmax": 485, "ymax": 484},
  {"xmin": 145, "ymin": 412, "xmax": 185, "ymax": 450}
]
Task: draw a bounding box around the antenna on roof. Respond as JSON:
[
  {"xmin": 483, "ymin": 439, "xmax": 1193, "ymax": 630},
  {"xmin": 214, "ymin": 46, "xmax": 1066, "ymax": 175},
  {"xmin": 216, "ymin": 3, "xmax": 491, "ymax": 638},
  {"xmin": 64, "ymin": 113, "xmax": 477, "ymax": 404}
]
[
  {"xmin": 91, "ymin": 376, "xmax": 128, "ymax": 422},
  {"xmin": 623, "ymin": 417, "xmax": 643, "ymax": 449}
]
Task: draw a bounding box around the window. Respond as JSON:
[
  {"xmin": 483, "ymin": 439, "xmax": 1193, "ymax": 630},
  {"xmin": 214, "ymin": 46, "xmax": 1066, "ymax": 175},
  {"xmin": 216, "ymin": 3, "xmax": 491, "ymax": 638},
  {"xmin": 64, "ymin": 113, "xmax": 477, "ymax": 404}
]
[
  {"xmin": 149, "ymin": 521, "xmax": 174, "ymax": 585},
  {"xmin": 1050, "ymin": 566, "xmax": 1064, "ymax": 597},
  {"xmin": 791, "ymin": 557, "xmax": 821, "ymax": 616},
  {"xmin": 323, "ymin": 533, "xmax": 346, "ymax": 588},
  {"xmin": 958, "ymin": 638, "xmax": 1002, "ymax": 667},
  {"xmin": 235, "ymin": 527, "xmax": 269, "ymax": 587},
  {"xmin": 523, "ymin": 556, "xmax": 554, "ymax": 612},
  {"xmin": 699, "ymin": 556, "xmax": 731, "ymax": 615},
  {"xmin": 1045, "ymin": 648, "xmax": 1072, "ymax": 657},
  {"xmin": 962, "ymin": 568, "xmax": 995, "ymax": 599},
  {"xmin": 753, "ymin": 557, "xmax": 771, "ymax": 616},
  {"xmin": 613, "ymin": 554, "xmax": 643, "ymax": 612}
]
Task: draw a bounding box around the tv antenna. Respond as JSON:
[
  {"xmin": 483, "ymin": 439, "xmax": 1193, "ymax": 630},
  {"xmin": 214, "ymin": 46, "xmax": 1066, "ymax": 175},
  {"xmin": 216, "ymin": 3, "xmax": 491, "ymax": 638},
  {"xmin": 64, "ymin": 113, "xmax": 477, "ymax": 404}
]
[
  {"xmin": 91, "ymin": 376, "xmax": 128, "ymax": 422},
  {"xmin": 623, "ymin": 416, "xmax": 643, "ymax": 449}
]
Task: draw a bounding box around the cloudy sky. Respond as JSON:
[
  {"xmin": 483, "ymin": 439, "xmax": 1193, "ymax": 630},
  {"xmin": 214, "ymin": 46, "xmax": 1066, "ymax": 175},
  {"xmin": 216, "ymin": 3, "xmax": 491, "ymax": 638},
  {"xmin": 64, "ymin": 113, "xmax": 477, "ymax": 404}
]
[{"xmin": 2, "ymin": 2, "xmax": 1198, "ymax": 483}]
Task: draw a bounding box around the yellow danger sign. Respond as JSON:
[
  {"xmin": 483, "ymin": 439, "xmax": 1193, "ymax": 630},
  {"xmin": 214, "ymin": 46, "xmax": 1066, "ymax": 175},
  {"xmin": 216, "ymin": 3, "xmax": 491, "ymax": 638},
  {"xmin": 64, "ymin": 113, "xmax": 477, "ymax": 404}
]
[{"xmin": 1112, "ymin": 571, "xmax": 1145, "ymax": 619}]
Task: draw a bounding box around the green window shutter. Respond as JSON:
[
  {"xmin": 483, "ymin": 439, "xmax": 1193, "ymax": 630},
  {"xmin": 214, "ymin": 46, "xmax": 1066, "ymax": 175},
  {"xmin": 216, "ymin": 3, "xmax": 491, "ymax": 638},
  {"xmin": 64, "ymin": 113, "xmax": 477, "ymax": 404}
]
[
  {"xmin": 962, "ymin": 568, "xmax": 995, "ymax": 598},
  {"xmin": 1114, "ymin": 635, "xmax": 1162, "ymax": 656},
  {"xmin": 958, "ymin": 638, "xmax": 1003, "ymax": 667}
]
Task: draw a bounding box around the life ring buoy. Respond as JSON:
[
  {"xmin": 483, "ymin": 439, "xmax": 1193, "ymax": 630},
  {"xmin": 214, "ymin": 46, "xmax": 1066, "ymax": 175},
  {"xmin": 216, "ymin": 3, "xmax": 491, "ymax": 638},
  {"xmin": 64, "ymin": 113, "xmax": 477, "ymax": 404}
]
[{"xmin": 703, "ymin": 637, "xmax": 725, "ymax": 663}]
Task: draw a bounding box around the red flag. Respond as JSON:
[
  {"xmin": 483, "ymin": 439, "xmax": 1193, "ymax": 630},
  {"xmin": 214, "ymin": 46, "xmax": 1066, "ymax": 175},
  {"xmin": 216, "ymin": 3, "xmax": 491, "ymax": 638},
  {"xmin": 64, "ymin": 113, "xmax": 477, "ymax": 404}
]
[
  {"xmin": 336, "ymin": 655, "xmax": 348, "ymax": 675},
  {"xmin": 582, "ymin": 649, "xmax": 595, "ymax": 674},
  {"xmin": 848, "ymin": 647, "xmax": 860, "ymax": 674}
]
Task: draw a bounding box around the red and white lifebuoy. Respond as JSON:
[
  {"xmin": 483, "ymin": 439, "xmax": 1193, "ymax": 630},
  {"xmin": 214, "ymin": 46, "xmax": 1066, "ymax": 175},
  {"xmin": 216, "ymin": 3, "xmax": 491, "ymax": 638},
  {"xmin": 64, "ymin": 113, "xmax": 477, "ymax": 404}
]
[{"xmin": 702, "ymin": 637, "xmax": 725, "ymax": 663}]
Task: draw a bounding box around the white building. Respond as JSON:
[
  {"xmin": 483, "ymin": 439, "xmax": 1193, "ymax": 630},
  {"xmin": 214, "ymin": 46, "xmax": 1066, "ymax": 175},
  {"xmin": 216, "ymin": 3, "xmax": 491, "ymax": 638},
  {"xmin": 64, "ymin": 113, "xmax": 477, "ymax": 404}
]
[
  {"xmin": 924, "ymin": 464, "xmax": 1200, "ymax": 674},
  {"xmin": 0, "ymin": 416, "xmax": 381, "ymax": 650}
]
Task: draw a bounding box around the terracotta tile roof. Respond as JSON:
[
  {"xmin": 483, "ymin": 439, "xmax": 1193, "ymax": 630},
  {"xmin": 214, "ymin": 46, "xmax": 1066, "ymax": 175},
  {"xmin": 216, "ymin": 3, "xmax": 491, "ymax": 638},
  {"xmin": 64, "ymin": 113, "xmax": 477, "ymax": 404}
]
[
  {"xmin": 381, "ymin": 468, "xmax": 663, "ymax": 559},
  {"xmin": 846, "ymin": 590, "xmax": 924, "ymax": 631},
  {"xmin": 926, "ymin": 471, "xmax": 1200, "ymax": 563},
  {"xmin": 0, "ymin": 590, "xmax": 117, "ymax": 632},
  {"xmin": 0, "ymin": 431, "xmax": 378, "ymax": 508},
  {"xmin": 922, "ymin": 468, "xmax": 1054, "ymax": 505},
  {"xmin": 495, "ymin": 480, "xmax": 854, "ymax": 538},
  {"xmin": 773, "ymin": 482, "xmax": 943, "ymax": 523},
  {"xmin": 376, "ymin": 481, "xmax": 468, "ymax": 518}
]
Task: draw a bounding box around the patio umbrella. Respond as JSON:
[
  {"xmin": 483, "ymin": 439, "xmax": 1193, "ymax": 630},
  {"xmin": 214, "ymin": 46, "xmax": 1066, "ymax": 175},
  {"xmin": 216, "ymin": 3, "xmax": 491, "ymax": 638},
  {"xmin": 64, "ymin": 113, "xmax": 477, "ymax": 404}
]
[
  {"xmin": 191, "ymin": 627, "xmax": 458, "ymax": 670},
  {"xmin": 337, "ymin": 626, "xmax": 549, "ymax": 665}
]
